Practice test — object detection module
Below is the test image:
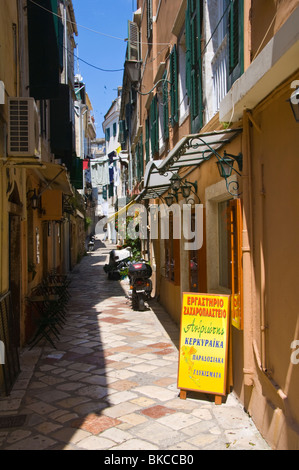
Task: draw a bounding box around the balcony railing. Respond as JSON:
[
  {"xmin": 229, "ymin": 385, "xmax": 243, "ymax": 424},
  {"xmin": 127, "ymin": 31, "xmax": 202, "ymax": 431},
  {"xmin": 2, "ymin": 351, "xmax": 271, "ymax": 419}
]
[{"xmin": 211, "ymin": 37, "xmax": 228, "ymax": 115}]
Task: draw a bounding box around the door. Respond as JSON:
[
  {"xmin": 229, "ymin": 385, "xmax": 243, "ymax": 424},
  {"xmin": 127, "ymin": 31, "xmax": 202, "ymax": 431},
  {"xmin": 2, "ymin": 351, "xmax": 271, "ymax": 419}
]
[{"xmin": 229, "ymin": 199, "xmax": 243, "ymax": 330}]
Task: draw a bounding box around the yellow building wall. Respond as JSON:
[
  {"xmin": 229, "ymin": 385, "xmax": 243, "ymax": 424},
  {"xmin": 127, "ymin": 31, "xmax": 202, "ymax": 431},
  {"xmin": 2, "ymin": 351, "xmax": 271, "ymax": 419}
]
[{"xmin": 243, "ymin": 75, "xmax": 299, "ymax": 450}]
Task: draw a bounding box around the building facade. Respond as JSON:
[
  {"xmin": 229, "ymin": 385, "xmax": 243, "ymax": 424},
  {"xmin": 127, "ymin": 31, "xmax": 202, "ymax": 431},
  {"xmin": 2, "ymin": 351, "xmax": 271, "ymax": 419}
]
[
  {"xmin": 119, "ymin": 0, "xmax": 299, "ymax": 450},
  {"xmin": 0, "ymin": 0, "xmax": 89, "ymax": 396}
]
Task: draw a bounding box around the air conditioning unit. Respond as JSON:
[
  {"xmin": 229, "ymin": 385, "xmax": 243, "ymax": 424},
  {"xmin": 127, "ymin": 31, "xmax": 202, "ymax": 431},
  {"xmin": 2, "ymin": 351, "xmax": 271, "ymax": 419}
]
[{"xmin": 8, "ymin": 97, "xmax": 41, "ymax": 158}]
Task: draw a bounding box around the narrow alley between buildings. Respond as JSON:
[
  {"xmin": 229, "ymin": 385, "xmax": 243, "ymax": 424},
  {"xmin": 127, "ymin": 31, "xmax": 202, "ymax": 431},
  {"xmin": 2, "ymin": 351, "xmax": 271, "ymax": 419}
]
[{"xmin": 0, "ymin": 241, "xmax": 270, "ymax": 451}]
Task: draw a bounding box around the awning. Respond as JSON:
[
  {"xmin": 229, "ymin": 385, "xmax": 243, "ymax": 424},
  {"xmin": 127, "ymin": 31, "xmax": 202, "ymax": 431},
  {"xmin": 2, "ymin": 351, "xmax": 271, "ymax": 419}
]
[
  {"xmin": 34, "ymin": 162, "xmax": 73, "ymax": 196},
  {"xmin": 137, "ymin": 128, "xmax": 242, "ymax": 201},
  {"xmin": 158, "ymin": 128, "xmax": 242, "ymax": 174},
  {"xmin": 107, "ymin": 200, "xmax": 137, "ymax": 223},
  {"xmin": 136, "ymin": 160, "xmax": 176, "ymax": 201}
]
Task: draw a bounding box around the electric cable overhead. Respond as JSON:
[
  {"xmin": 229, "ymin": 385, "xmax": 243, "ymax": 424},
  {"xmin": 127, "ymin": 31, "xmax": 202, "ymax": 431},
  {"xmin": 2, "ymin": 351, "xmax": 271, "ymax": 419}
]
[
  {"xmin": 76, "ymin": 56, "xmax": 124, "ymax": 73},
  {"xmin": 28, "ymin": 0, "xmax": 170, "ymax": 46}
]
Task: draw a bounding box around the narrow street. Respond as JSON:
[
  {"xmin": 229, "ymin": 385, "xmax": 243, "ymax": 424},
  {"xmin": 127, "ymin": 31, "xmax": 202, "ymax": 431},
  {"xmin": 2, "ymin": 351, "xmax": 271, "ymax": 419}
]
[{"xmin": 0, "ymin": 242, "xmax": 270, "ymax": 451}]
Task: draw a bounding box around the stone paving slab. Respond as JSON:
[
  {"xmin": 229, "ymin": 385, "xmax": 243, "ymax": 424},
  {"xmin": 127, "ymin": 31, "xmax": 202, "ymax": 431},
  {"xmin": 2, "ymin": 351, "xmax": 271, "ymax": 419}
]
[{"xmin": 0, "ymin": 242, "xmax": 271, "ymax": 451}]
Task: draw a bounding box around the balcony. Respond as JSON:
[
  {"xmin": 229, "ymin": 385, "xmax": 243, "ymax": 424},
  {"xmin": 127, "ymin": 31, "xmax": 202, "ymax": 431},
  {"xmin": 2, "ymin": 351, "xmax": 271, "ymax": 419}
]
[{"xmin": 211, "ymin": 37, "xmax": 228, "ymax": 115}]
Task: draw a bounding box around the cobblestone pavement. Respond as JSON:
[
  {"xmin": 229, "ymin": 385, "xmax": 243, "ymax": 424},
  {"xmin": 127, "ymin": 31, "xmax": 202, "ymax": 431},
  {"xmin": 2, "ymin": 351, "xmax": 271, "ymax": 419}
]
[{"xmin": 0, "ymin": 241, "xmax": 271, "ymax": 451}]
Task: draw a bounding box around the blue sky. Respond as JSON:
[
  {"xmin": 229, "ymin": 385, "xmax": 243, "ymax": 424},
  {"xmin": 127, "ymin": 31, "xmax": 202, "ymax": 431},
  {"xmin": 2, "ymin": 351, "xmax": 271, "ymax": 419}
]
[{"xmin": 72, "ymin": 0, "xmax": 136, "ymax": 138}]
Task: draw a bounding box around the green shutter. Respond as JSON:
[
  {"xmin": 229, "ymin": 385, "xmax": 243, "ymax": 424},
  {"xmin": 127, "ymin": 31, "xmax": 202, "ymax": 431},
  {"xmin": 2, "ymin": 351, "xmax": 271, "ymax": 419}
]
[
  {"xmin": 186, "ymin": 0, "xmax": 203, "ymax": 133},
  {"xmin": 228, "ymin": 0, "xmax": 244, "ymax": 89},
  {"xmin": 139, "ymin": 134, "xmax": 144, "ymax": 176},
  {"xmin": 145, "ymin": 118, "xmax": 150, "ymax": 163},
  {"xmin": 150, "ymin": 95, "xmax": 159, "ymax": 157},
  {"xmin": 102, "ymin": 185, "xmax": 107, "ymax": 200},
  {"xmin": 185, "ymin": 4, "xmax": 192, "ymax": 103},
  {"xmin": 162, "ymin": 71, "xmax": 169, "ymax": 139},
  {"xmin": 119, "ymin": 120, "xmax": 125, "ymax": 144},
  {"xmin": 70, "ymin": 157, "xmax": 83, "ymax": 190},
  {"xmin": 136, "ymin": 134, "xmax": 144, "ymax": 181},
  {"xmin": 170, "ymin": 46, "xmax": 178, "ymax": 126}
]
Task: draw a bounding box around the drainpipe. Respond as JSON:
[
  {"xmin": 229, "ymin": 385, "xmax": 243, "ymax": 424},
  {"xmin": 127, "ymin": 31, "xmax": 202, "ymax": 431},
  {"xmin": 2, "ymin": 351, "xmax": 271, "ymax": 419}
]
[{"xmin": 242, "ymin": 110, "xmax": 255, "ymax": 388}]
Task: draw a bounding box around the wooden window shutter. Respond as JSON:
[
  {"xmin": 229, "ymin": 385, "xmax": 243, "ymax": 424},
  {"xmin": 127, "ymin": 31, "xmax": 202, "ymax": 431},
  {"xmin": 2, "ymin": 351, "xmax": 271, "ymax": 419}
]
[
  {"xmin": 119, "ymin": 120, "xmax": 125, "ymax": 144},
  {"xmin": 228, "ymin": 0, "xmax": 244, "ymax": 88},
  {"xmin": 170, "ymin": 45, "xmax": 178, "ymax": 126},
  {"xmin": 139, "ymin": 133, "xmax": 144, "ymax": 179},
  {"xmin": 150, "ymin": 95, "xmax": 159, "ymax": 157},
  {"xmin": 229, "ymin": 198, "xmax": 243, "ymax": 330},
  {"xmin": 186, "ymin": 0, "xmax": 203, "ymax": 133},
  {"xmin": 127, "ymin": 21, "xmax": 139, "ymax": 61},
  {"xmin": 185, "ymin": 4, "xmax": 192, "ymax": 101},
  {"xmin": 147, "ymin": 0, "xmax": 153, "ymax": 39},
  {"xmin": 162, "ymin": 70, "xmax": 169, "ymax": 140},
  {"xmin": 162, "ymin": 71, "xmax": 169, "ymax": 139}
]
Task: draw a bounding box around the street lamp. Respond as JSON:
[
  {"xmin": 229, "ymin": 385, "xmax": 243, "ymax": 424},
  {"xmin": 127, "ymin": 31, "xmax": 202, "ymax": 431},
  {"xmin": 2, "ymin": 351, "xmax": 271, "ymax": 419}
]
[
  {"xmin": 27, "ymin": 189, "xmax": 39, "ymax": 210},
  {"xmin": 216, "ymin": 151, "xmax": 243, "ymax": 179},
  {"xmin": 169, "ymin": 173, "xmax": 200, "ymax": 205}
]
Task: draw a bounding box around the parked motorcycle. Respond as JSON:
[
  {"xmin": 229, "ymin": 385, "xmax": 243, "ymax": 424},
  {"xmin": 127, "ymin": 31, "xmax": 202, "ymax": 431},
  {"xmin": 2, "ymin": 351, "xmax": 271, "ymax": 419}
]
[
  {"xmin": 103, "ymin": 247, "xmax": 132, "ymax": 280},
  {"xmin": 88, "ymin": 235, "xmax": 95, "ymax": 252},
  {"xmin": 128, "ymin": 260, "xmax": 152, "ymax": 311}
]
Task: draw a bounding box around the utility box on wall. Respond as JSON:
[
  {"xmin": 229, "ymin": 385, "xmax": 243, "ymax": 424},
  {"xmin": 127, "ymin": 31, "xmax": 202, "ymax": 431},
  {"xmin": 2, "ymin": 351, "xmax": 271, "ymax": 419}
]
[{"xmin": 41, "ymin": 190, "xmax": 63, "ymax": 220}]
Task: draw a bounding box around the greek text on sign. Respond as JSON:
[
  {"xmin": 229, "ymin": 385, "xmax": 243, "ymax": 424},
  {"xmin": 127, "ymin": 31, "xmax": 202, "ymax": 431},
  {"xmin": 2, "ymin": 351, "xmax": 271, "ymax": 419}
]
[{"xmin": 178, "ymin": 293, "xmax": 230, "ymax": 397}]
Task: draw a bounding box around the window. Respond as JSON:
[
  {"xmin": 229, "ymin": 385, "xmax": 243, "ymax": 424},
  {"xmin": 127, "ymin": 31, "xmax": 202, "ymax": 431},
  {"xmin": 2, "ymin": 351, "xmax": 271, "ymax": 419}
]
[
  {"xmin": 113, "ymin": 122, "xmax": 117, "ymax": 137},
  {"xmin": 185, "ymin": 0, "xmax": 203, "ymax": 133},
  {"xmin": 105, "ymin": 127, "xmax": 110, "ymax": 142}
]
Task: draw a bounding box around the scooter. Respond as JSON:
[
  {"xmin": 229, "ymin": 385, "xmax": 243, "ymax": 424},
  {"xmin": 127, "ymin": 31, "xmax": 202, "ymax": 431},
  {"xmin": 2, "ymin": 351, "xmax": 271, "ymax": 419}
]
[
  {"xmin": 128, "ymin": 260, "xmax": 152, "ymax": 311},
  {"xmin": 88, "ymin": 235, "xmax": 95, "ymax": 252},
  {"xmin": 103, "ymin": 247, "xmax": 132, "ymax": 280}
]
